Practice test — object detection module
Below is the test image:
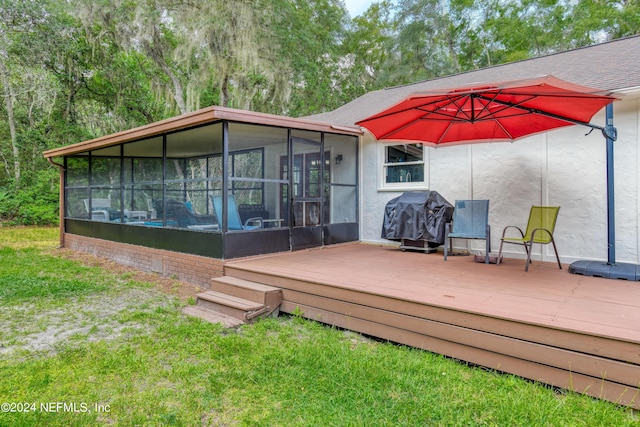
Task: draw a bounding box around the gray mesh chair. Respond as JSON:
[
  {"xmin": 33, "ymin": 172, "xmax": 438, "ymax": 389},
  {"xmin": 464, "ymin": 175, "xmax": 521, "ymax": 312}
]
[
  {"xmin": 444, "ymin": 200, "xmax": 491, "ymax": 264},
  {"xmin": 211, "ymin": 195, "xmax": 263, "ymax": 231}
]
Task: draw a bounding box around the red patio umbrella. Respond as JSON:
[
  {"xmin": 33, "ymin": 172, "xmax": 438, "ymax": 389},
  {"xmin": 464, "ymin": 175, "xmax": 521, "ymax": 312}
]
[
  {"xmin": 357, "ymin": 75, "xmax": 635, "ymax": 279},
  {"xmin": 356, "ymin": 75, "xmax": 616, "ymax": 146}
]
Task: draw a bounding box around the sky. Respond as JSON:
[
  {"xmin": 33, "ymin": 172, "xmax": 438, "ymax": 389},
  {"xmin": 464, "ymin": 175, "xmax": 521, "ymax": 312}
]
[{"xmin": 343, "ymin": 0, "xmax": 377, "ymax": 17}]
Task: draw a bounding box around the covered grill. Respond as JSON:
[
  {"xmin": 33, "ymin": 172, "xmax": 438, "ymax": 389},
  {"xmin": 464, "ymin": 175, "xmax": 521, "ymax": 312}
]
[{"xmin": 382, "ymin": 191, "xmax": 454, "ymax": 253}]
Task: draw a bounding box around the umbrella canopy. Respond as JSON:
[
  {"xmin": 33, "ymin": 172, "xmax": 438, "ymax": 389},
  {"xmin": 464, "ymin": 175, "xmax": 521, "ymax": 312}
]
[{"xmin": 356, "ymin": 75, "xmax": 616, "ymax": 146}]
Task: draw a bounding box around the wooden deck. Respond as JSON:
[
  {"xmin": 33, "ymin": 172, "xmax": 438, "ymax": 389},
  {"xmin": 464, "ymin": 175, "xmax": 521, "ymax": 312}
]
[{"xmin": 224, "ymin": 242, "xmax": 640, "ymax": 408}]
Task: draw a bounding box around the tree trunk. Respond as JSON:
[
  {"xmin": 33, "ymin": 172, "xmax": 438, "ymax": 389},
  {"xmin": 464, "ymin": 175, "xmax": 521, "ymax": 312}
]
[
  {"xmin": 165, "ymin": 62, "xmax": 187, "ymax": 115},
  {"xmin": 220, "ymin": 74, "xmax": 230, "ymax": 108},
  {"xmin": 0, "ymin": 57, "xmax": 20, "ymax": 184},
  {"xmin": 143, "ymin": 32, "xmax": 187, "ymax": 115}
]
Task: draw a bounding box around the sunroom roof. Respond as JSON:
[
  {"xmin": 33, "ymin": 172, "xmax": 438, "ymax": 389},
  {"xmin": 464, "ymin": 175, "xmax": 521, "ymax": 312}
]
[{"xmin": 44, "ymin": 105, "xmax": 361, "ymax": 158}]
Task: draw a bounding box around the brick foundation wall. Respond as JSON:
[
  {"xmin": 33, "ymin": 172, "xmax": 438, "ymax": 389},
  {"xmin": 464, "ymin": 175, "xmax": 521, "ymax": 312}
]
[{"xmin": 64, "ymin": 233, "xmax": 224, "ymax": 289}]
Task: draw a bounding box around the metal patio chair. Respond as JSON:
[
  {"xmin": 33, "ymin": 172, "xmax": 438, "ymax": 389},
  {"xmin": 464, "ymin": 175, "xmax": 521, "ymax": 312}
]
[
  {"xmin": 444, "ymin": 200, "xmax": 491, "ymax": 264},
  {"xmin": 497, "ymin": 205, "xmax": 561, "ymax": 271}
]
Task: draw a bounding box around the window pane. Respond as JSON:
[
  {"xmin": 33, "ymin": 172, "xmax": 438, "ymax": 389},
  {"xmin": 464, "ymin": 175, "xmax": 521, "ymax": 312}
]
[
  {"xmin": 187, "ymin": 158, "xmax": 209, "ymax": 181},
  {"xmin": 130, "ymin": 158, "xmax": 163, "ymax": 183},
  {"xmin": 124, "ymin": 157, "xmax": 163, "ymax": 218},
  {"xmin": 232, "ymin": 150, "xmax": 263, "ymax": 179},
  {"xmin": 386, "ymin": 164, "xmax": 424, "ymax": 183},
  {"xmin": 328, "ymin": 185, "xmax": 357, "ymax": 224},
  {"xmin": 386, "ymin": 144, "xmax": 423, "ymax": 163},
  {"xmin": 92, "ymin": 157, "xmax": 121, "ymax": 187},
  {"xmin": 123, "ymin": 136, "xmax": 163, "ymax": 158},
  {"xmin": 209, "ymin": 156, "xmax": 223, "ymax": 180},
  {"xmin": 153, "ymin": 124, "xmax": 223, "ymax": 231},
  {"xmin": 166, "ymin": 124, "xmax": 222, "ymax": 158},
  {"xmin": 124, "ymin": 186, "xmax": 159, "ymax": 218},
  {"xmin": 384, "ymin": 143, "xmax": 425, "ymax": 184},
  {"xmin": 65, "ymin": 188, "xmax": 89, "ymax": 218},
  {"xmin": 231, "ymin": 181, "xmax": 263, "ymax": 205},
  {"xmin": 80, "ymin": 188, "xmax": 122, "ymax": 222},
  {"xmin": 226, "ymin": 181, "xmax": 286, "ymax": 231},
  {"xmin": 325, "ymin": 134, "xmax": 357, "ymax": 185},
  {"xmin": 164, "ymin": 158, "xmax": 181, "ymax": 181},
  {"xmin": 66, "ymin": 157, "xmax": 89, "ymax": 187},
  {"xmin": 228, "ymin": 123, "xmax": 287, "ymax": 159}
]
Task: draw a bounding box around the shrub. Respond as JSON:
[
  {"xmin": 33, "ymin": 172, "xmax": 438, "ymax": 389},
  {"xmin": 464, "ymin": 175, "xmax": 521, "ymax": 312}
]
[{"xmin": 0, "ymin": 169, "xmax": 59, "ymax": 226}]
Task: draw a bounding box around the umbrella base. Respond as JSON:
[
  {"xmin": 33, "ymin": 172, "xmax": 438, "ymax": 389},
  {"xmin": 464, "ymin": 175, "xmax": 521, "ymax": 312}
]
[{"xmin": 569, "ymin": 260, "xmax": 640, "ymax": 281}]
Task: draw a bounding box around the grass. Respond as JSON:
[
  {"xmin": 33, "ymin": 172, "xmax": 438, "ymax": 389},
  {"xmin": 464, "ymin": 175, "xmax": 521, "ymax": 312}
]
[{"xmin": 0, "ymin": 227, "xmax": 638, "ymax": 426}]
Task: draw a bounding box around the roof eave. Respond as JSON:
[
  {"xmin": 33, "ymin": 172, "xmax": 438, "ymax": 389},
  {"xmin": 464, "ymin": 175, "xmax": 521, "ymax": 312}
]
[
  {"xmin": 43, "ymin": 105, "xmax": 362, "ymax": 159},
  {"xmin": 611, "ymin": 85, "xmax": 640, "ymax": 99}
]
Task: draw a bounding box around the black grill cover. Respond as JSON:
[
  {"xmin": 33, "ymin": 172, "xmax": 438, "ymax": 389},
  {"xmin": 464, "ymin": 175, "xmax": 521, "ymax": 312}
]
[{"xmin": 381, "ymin": 191, "xmax": 453, "ymax": 244}]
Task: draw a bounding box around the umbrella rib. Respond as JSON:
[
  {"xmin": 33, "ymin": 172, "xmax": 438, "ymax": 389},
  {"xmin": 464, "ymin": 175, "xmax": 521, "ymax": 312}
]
[
  {"xmin": 375, "ymin": 96, "xmax": 461, "ymax": 121},
  {"xmin": 415, "ymin": 95, "xmax": 474, "ymax": 122},
  {"xmin": 375, "ymin": 95, "xmax": 471, "ymax": 139},
  {"xmin": 366, "ymin": 96, "xmax": 466, "ymax": 139},
  {"xmin": 438, "ymin": 121, "xmax": 455, "ymax": 143},
  {"xmin": 475, "ymin": 93, "xmax": 600, "ymax": 127},
  {"xmin": 474, "ymin": 91, "xmax": 508, "ymax": 120},
  {"xmin": 421, "ymin": 95, "xmax": 474, "ymax": 143},
  {"xmin": 494, "ymin": 119, "xmax": 515, "ymax": 140}
]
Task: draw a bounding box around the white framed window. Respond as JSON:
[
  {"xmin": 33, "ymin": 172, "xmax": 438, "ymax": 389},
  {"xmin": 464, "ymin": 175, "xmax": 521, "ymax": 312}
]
[{"xmin": 379, "ymin": 143, "xmax": 428, "ymax": 190}]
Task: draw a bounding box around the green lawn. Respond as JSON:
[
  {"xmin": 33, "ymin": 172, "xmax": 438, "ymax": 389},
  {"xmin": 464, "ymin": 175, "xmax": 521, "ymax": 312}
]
[{"xmin": 0, "ymin": 227, "xmax": 638, "ymax": 426}]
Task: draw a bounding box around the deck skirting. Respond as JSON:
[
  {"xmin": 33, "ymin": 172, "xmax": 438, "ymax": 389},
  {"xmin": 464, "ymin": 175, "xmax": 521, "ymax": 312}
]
[{"xmin": 224, "ymin": 244, "xmax": 640, "ymax": 409}]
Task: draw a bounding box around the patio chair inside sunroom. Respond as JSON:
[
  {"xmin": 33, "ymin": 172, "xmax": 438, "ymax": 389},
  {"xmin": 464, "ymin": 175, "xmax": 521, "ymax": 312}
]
[{"xmin": 60, "ymin": 114, "xmax": 359, "ymax": 259}]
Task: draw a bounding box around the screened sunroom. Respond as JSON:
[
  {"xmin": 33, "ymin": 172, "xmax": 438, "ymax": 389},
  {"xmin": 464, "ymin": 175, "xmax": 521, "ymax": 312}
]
[{"xmin": 44, "ymin": 107, "xmax": 360, "ymax": 259}]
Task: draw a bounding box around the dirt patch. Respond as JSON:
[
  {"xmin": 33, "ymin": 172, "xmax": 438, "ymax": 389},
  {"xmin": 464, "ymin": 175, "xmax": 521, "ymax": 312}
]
[
  {"xmin": 1, "ymin": 248, "xmax": 205, "ymax": 358},
  {"xmin": 0, "ymin": 288, "xmax": 168, "ymax": 356}
]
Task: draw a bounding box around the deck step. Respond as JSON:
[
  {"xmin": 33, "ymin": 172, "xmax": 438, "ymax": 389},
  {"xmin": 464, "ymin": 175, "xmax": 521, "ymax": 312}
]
[
  {"xmin": 181, "ymin": 305, "xmax": 244, "ymax": 328},
  {"xmin": 211, "ymin": 275, "xmax": 282, "ymax": 306},
  {"xmin": 183, "ymin": 276, "xmax": 283, "ymax": 326},
  {"xmin": 196, "ymin": 290, "xmax": 266, "ymax": 320}
]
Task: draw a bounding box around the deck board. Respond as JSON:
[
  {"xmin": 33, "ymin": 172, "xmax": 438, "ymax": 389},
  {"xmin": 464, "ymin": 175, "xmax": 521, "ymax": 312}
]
[{"xmin": 224, "ymin": 242, "xmax": 640, "ymax": 407}]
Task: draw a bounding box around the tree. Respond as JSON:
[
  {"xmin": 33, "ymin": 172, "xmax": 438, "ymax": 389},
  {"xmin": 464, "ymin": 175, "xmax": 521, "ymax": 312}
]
[
  {"xmin": 0, "ymin": 0, "xmax": 81, "ymax": 186},
  {"xmin": 367, "ymin": 0, "xmax": 640, "ymax": 88},
  {"xmin": 569, "ymin": 0, "xmax": 640, "ymax": 44},
  {"xmin": 0, "ymin": 0, "xmax": 52, "ymax": 184},
  {"xmin": 477, "ymin": 0, "xmax": 573, "ymax": 64},
  {"xmin": 0, "ymin": 57, "xmax": 18, "ymax": 182},
  {"xmin": 259, "ymin": 0, "xmax": 353, "ymax": 115},
  {"xmin": 382, "ymin": 0, "xmax": 468, "ymax": 85},
  {"xmin": 72, "ymin": 0, "xmax": 189, "ymax": 117},
  {"xmin": 173, "ymin": 0, "xmax": 290, "ymax": 112},
  {"xmin": 340, "ymin": 1, "xmax": 396, "ymax": 97}
]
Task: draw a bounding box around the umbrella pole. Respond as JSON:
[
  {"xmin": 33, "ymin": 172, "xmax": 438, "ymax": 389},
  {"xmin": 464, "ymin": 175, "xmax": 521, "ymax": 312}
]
[
  {"xmin": 605, "ymin": 103, "xmax": 616, "ymax": 265},
  {"xmin": 568, "ymin": 104, "xmax": 640, "ymax": 280}
]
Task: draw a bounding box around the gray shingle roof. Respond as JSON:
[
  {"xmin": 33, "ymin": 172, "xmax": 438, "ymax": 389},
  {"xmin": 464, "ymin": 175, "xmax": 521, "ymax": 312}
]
[{"xmin": 310, "ymin": 35, "xmax": 640, "ymax": 127}]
